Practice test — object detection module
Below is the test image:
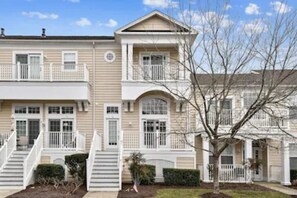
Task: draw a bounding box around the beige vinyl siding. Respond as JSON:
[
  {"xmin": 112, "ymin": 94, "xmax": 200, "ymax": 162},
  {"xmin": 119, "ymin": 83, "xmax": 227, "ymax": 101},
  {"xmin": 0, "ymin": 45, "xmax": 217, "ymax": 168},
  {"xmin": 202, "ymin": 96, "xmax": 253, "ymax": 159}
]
[
  {"xmin": 195, "ymin": 136, "xmax": 203, "ymax": 166},
  {"xmin": 267, "ymin": 139, "xmax": 282, "ymax": 181},
  {"xmin": 176, "ymin": 157, "xmax": 195, "ymax": 169},
  {"xmin": 235, "ymin": 141, "xmax": 243, "ymax": 164},
  {"xmin": 40, "ymin": 156, "xmax": 51, "ymax": 164},
  {"xmin": 127, "ymin": 15, "xmax": 179, "ymax": 31}
]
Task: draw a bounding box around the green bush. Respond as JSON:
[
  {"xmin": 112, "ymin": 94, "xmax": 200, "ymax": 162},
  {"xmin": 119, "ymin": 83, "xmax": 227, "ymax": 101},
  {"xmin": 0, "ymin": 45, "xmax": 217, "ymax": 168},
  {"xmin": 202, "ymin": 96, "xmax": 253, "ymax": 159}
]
[
  {"xmin": 140, "ymin": 164, "xmax": 156, "ymax": 185},
  {"xmin": 65, "ymin": 153, "xmax": 88, "ymax": 183},
  {"xmin": 36, "ymin": 164, "xmax": 64, "ymax": 183},
  {"xmin": 163, "ymin": 168, "xmax": 200, "ymax": 186},
  {"xmin": 290, "ymin": 169, "xmax": 297, "ymax": 182}
]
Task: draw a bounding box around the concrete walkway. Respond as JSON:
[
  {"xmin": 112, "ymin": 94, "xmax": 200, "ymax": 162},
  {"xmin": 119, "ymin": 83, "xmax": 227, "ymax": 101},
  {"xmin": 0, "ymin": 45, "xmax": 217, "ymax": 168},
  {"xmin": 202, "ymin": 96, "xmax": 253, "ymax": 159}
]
[
  {"xmin": 83, "ymin": 191, "xmax": 118, "ymax": 198},
  {"xmin": 257, "ymin": 182, "xmax": 297, "ymax": 196},
  {"xmin": 0, "ymin": 189, "xmax": 21, "ymax": 198}
]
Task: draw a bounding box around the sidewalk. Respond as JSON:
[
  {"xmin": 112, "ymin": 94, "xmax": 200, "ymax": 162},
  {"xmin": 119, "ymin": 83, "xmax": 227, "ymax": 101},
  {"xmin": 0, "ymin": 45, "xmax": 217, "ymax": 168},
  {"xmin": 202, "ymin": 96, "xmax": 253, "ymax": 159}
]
[
  {"xmin": 256, "ymin": 182, "xmax": 297, "ymax": 196},
  {"xmin": 0, "ymin": 189, "xmax": 21, "ymax": 198},
  {"xmin": 83, "ymin": 191, "xmax": 118, "ymax": 198}
]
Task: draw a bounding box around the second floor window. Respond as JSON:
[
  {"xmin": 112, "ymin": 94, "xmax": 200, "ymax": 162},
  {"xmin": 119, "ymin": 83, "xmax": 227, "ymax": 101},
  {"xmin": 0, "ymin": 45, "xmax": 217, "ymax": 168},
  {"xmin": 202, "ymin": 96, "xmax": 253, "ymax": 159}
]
[
  {"xmin": 208, "ymin": 99, "xmax": 232, "ymax": 125},
  {"xmin": 243, "ymin": 92, "xmax": 257, "ymax": 108},
  {"xmin": 141, "ymin": 53, "xmax": 168, "ymax": 80},
  {"xmin": 62, "ymin": 51, "xmax": 77, "ymax": 70}
]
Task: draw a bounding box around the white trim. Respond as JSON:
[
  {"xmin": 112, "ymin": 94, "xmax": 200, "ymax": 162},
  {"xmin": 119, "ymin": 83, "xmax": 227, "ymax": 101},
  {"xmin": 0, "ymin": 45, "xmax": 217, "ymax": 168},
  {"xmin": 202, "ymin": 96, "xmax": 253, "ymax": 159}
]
[
  {"xmin": 12, "ymin": 50, "xmax": 44, "ymax": 65},
  {"xmin": 104, "ymin": 50, "xmax": 116, "ymax": 63},
  {"xmin": 115, "ymin": 10, "xmax": 196, "ymax": 34},
  {"xmin": 103, "ymin": 103, "xmax": 122, "ymax": 150},
  {"xmin": 61, "ymin": 51, "xmax": 78, "ymax": 71}
]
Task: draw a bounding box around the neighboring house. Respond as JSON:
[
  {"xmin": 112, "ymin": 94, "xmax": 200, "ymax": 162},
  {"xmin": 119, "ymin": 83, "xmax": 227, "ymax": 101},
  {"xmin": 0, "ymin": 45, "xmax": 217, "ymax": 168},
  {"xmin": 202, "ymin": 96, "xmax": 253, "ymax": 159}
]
[{"xmin": 0, "ymin": 10, "xmax": 295, "ymax": 192}]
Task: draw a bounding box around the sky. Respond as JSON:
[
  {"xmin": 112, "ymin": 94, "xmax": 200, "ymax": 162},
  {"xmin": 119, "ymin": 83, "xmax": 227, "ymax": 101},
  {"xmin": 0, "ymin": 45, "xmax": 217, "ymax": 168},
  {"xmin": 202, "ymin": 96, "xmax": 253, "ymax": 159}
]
[{"xmin": 0, "ymin": 0, "xmax": 296, "ymax": 36}]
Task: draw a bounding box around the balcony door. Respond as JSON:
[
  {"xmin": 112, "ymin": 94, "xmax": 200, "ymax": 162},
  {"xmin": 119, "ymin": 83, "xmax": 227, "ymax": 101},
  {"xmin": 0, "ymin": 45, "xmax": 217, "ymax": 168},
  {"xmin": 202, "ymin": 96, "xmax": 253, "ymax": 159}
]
[
  {"xmin": 16, "ymin": 119, "xmax": 40, "ymax": 149},
  {"xmin": 143, "ymin": 119, "xmax": 167, "ymax": 149},
  {"xmin": 15, "ymin": 53, "xmax": 42, "ymax": 80},
  {"xmin": 141, "ymin": 53, "xmax": 167, "ymax": 80}
]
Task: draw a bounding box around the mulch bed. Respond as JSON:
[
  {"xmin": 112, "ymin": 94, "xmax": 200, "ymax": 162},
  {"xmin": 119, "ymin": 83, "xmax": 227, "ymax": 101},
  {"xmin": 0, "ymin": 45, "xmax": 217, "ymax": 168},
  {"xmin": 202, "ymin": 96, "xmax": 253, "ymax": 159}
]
[
  {"xmin": 118, "ymin": 182, "xmax": 275, "ymax": 198},
  {"xmin": 6, "ymin": 184, "xmax": 87, "ymax": 198},
  {"xmin": 201, "ymin": 192, "xmax": 231, "ymax": 198}
]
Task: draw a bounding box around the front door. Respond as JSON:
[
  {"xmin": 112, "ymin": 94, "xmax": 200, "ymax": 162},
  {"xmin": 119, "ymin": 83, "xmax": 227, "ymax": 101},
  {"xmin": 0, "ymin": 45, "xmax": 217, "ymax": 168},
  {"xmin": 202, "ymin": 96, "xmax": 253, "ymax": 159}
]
[
  {"xmin": 16, "ymin": 119, "xmax": 40, "ymax": 148},
  {"xmin": 106, "ymin": 119, "xmax": 119, "ymax": 149},
  {"xmin": 252, "ymin": 147, "xmax": 263, "ymax": 181}
]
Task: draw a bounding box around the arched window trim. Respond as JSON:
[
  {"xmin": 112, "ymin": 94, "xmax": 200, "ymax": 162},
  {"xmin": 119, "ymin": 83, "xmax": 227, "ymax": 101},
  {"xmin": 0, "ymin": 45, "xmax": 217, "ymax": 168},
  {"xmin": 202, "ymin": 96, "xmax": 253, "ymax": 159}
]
[{"xmin": 141, "ymin": 97, "xmax": 169, "ymax": 115}]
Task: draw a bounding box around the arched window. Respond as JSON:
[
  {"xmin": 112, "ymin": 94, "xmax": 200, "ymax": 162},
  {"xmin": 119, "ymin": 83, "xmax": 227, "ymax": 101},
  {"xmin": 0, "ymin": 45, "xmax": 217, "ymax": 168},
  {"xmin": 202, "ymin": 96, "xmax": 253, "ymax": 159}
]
[{"xmin": 142, "ymin": 98, "xmax": 168, "ymax": 115}]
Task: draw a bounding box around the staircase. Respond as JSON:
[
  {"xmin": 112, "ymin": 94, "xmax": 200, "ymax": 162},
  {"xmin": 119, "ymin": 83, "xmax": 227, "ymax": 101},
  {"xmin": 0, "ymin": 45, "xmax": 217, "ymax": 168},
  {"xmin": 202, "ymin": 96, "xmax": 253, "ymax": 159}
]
[
  {"xmin": 0, "ymin": 150, "xmax": 30, "ymax": 189},
  {"xmin": 88, "ymin": 150, "xmax": 120, "ymax": 191}
]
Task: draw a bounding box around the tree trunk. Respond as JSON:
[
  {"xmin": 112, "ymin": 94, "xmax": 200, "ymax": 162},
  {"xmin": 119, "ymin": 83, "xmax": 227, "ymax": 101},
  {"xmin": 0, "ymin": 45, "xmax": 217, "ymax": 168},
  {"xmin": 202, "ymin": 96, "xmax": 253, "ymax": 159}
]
[{"xmin": 213, "ymin": 155, "xmax": 220, "ymax": 194}]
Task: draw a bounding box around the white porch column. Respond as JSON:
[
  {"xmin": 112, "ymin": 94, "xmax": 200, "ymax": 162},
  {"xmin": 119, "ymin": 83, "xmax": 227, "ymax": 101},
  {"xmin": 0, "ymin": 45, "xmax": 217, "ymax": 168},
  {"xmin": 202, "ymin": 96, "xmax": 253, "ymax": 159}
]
[
  {"xmin": 281, "ymin": 140, "xmax": 291, "ymax": 185},
  {"xmin": 121, "ymin": 43, "xmax": 127, "ymax": 81},
  {"xmin": 244, "ymin": 139, "xmax": 253, "ymax": 161},
  {"xmin": 178, "ymin": 43, "xmax": 185, "ymax": 80},
  {"xmin": 127, "ymin": 43, "xmax": 133, "ymax": 81},
  {"xmin": 244, "ymin": 139, "xmax": 253, "ymax": 183},
  {"xmin": 202, "ymin": 137, "xmax": 210, "ymax": 181}
]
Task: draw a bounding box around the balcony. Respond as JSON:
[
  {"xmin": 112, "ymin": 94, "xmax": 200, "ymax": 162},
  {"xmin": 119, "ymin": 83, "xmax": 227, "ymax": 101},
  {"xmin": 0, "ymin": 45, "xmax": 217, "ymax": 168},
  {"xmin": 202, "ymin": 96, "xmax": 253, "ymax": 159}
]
[
  {"xmin": 0, "ymin": 63, "xmax": 90, "ymax": 103},
  {"xmin": 122, "ymin": 64, "xmax": 189, "ymax": 101}
]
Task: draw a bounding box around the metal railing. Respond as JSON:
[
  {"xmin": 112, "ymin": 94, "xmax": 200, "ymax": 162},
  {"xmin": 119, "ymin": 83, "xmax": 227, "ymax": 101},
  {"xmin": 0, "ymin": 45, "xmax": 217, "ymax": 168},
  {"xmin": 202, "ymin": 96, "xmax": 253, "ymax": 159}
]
[
  {"xmin": 44, "ymin": 131, "xmax": 85, "ymax": 150},
  {"xmin": 86, "ymin": 130, "xmax": 101, "ymax": 191},
  {"xmin": 0, "ymin": 63, "xmax": 89, "ymax": 82},
  {"xmin": 208, "ymin": 164, "xmax": 251, "ymax": 183},
  {"xmin": 23, "ymin": 130, "xmax": 43, "ymax": 189},
  {"xmin": 0, "ymin": 131, "xmax": 16, "ymax": 171}
]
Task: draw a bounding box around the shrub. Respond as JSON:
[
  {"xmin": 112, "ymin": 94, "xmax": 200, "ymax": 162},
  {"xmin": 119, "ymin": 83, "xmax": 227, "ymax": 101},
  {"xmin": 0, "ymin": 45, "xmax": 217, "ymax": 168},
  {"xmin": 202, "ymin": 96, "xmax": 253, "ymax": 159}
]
[
  {"xmin": 65, "ymin": 153, "xmax": 88, "ymax": 184},
  {"xmin": 163, "ymin": 168, "xmax": 200, "ymax": 186},
  {"xmin": 291, "ymin": 169, "xmax": 297, "ymax": 182},
  {"xmin": 140, "ymin": 164, "xmax": 156, "ymax": 185},
  {"xmin": 36, "ymin": 164, "xmax": 64, "ymax": 183}
]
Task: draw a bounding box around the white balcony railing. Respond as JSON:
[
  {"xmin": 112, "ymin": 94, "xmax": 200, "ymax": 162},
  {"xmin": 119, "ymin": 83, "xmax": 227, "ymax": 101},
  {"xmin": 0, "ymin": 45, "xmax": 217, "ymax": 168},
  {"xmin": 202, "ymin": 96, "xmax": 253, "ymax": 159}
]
[
  {"xmin": 207, "ymin": 109, "xmax": 233, "ymax": 126},
  {"xmin": 0, "ymin": 131, "xmax": 16, "ymax": 172},
  {"xmin": 208, "ymin": 164, "xmax": 251, "ymax": 183},
  {"xmin": 0, "ymin": 63, "xmax": 89, "ymax": 82},
  {"xmin": 132, "ymin": 64, "xmax": 179, "ymax": 81},
  {"xmin": 0, "ymin": 132, "xmax": 12, "ymax": 147},
  {"xmin": 44, "ymin": 131, "xmax": 86, "ymax": 150}
]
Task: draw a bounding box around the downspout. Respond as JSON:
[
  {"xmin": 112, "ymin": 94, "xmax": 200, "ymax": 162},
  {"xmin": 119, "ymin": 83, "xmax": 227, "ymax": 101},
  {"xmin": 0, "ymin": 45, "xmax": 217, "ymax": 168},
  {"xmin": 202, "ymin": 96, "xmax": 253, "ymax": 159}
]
[{"xmin": 92, "ymin": 41, "xmax": 96, "ymax": 133}]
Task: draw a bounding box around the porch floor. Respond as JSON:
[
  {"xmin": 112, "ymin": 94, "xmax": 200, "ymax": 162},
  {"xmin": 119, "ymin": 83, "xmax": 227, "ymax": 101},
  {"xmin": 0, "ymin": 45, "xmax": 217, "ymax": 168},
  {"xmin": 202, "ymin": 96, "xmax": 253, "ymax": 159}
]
[{"xmin": 256, "ymin": 182, "xmax": 297, "ymax": 196}]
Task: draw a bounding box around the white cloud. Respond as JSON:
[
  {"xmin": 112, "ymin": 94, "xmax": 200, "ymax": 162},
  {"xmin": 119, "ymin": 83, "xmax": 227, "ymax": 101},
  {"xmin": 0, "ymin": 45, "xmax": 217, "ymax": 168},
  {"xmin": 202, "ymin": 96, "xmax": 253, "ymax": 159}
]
[
  {"xmin": 75, "ymin": 17, "xmax": 91, "ymax": 27},
  {"xmin": 245, "ymin": 3, "xmax": 260, "ymax": 15},
  {"xmin": 224, "ymin": 4, "xmax": 232, "ymax": 11},
  {"xmin": 98, "ymin": 19, "xmax": 118, "ymax": 28},
  {"xmin": 243, "ymin": 19, "xmax": 268, "ymax": 35},
  {"xmin": 106, "ymin": 19, "xmax": 118, "ymax": 27},
  {"xmin": 66, "ymin": 0, "xmax": 80, "ymax": 2},
  {"xmin": 22, "ymin": 11, "xmax": 58, "ymax": 20},
  {"xmin": 143, "ymin": 0, "xmax": 178, "ymax": 8},
  {"xmin": 266, "ymin": 12, "xmax": 273, "ymax": 16},
  {"xmin": 271, "ymin": 1, "xmax": 291, "ymax": 14}
]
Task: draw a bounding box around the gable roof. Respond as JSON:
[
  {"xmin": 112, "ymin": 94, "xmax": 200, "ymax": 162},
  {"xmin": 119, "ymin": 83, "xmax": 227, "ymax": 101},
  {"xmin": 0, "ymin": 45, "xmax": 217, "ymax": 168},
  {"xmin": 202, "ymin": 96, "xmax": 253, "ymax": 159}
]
[{"xmin": 115, "ymin": 10, "xmax": 197, "ymax": 34}]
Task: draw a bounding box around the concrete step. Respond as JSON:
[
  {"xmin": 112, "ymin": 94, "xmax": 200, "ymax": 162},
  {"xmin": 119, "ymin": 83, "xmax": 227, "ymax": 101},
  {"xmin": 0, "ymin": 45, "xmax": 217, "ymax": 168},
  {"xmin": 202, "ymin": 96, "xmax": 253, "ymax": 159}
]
[
  {"xmin": 93, "ymin": 167, "xmax": 119, "ymax": 170},
  {"xmin": 93, "ymin": 163, "xmax": 118, "ymax": 167},
  {"xmin": 0, "ymin": 177, "xmax": 23, "ymax": 182},
  {"xmin": 2, "ymin": 169, "xmax": 23, "ymax": 173},
  {"xmin": 89, "ymin": 182, "xmax": 119, "ymax": 187},
  {"xmin": 90, "ymin": 178, "xmax": 119, "ymax": 183},
  {"xmin": 0, "ymin": 181, "xmax": 23, "ymax": 186},
  {"xmin": 3, "ymin": 166, "xmax": 23, "ymax": 170},
  {"xmin": 91, "ymin": 174, "xmax": 119, "ymax": 179},
  {"xmin": 0, "ymin": 173, "xmax": 23, "ymax": 177},
  {"xmin": 94, "ymin": 159, "xmax": 117, "ymax": 163}
]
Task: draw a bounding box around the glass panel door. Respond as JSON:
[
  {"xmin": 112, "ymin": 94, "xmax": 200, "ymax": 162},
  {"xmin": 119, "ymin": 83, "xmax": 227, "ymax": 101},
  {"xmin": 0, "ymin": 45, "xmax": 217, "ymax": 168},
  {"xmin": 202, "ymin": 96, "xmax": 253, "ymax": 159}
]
[
  {"xmin": 48, "ymin": 119, "xmax": 61, "ymax": 148},
  {"xmin": 29, "ymin": 55, "xmax": 41, "ymax": 79},
  {"xmin": 143, "ymin": 119, "xmax": 167, "ymax": 148},
  {"xmin": 16, "ymin": 54, "xmax": 28, "ymax": 79},
  {"xmin": 107, "ymin": 119, "xmax": 118, "ymax": 148},
  {"xmin": 62, "ymin": 120, "xmax": 74, "ymax": 148},
  {"xmin": 16, "ymin": 120, "xmax": 27, "ymax": 137},
  {"xmin": 28, "ymin": 119, "xmax": 40, "ymax": 145}
]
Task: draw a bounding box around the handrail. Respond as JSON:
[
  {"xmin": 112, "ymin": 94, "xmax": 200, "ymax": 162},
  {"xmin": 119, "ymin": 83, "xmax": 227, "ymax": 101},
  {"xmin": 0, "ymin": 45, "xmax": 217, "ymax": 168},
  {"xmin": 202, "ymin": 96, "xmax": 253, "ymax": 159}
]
[
  {"xmin": 0, "ymin": 131, "xmax": 16, "ymax": 171},
  {"xmin": 86, "ymin": 130, "xmax": 101, "ymax": 191},
  {"xmin": 118, "ymin": 130, "xmax": 123, "ymax": 190},
  {"xmin": 23, "ymin": 130, "xmax": 43, "ymax": 189}
]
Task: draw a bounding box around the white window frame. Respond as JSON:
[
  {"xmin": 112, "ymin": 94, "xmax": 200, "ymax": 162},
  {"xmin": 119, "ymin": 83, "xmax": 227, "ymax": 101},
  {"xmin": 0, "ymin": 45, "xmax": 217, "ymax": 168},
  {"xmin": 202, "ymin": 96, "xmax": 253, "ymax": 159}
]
[
  {"xmin": 45, "ymin": 104, "xmax": 76, "ymax": 133},
  {"xmin": 139, "ymin": 96, "xmax": 170, "ymax": 149},
  {"xmin": 209, "ymin": 144, "xmax": 235, "ymax": 165},
  {"xmin": 104, "ymin": 103, "xmax": 121, "ymax": 149},
  {"xmin": 62, "ymin": 51, "xmax": 78, "ymax": 71}
]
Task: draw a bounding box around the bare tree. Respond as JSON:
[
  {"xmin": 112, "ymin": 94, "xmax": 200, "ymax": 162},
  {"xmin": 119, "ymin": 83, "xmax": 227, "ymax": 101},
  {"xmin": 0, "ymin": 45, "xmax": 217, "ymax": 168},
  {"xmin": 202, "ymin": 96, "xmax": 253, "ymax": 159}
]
[{"xmin": 136, "ymin": 0, "xmax": 297, "ymax": 195}]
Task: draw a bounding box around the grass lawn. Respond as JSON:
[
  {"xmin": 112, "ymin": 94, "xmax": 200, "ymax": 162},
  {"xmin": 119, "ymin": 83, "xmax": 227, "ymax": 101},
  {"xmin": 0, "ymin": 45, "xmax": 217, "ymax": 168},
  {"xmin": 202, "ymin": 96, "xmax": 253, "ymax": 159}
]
[{"xmin": 156, "ymin": 189, "xmax": 290, "ymax": 198}]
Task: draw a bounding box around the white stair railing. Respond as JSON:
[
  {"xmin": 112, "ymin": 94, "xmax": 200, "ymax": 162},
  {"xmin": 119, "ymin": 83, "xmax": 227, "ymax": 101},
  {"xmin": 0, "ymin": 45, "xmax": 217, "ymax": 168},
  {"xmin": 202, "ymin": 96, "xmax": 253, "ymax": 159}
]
[
  {"xmin": 118, "ymin": 130, "xmax": 123, "ymax": 190},
  {"xmin": 0, "ymin": 131, "xmax": 16, "ymax": 171},
  {"xmin": 86, "ymin": 130, "xmax": 101, "ymax": 191},
  {"xmin": 23, "ymin": 130, "xmax": 43, "ymax": 189}
]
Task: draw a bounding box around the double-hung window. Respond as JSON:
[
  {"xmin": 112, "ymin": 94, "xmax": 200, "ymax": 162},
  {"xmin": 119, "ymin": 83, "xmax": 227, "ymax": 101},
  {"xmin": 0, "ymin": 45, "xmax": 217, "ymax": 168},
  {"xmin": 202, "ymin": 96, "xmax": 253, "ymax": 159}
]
[
  {"xmin": 208, "ymin": 99, "xmax": 232, "ymax": 125},
  {"xmin": 209, "ymin": 144, "xmax": 234, "ymax": 165},
  {"xmin": 62, "ymin": 51, "xmax": 77, "ymax": 70}
]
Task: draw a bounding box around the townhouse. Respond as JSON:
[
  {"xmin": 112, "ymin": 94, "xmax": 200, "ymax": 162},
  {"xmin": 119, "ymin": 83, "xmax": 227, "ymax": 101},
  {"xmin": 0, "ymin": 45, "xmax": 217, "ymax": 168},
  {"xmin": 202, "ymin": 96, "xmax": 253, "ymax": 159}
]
[{"xmin": 0, "ymin": 10, "xmax": 296, "ymax": 192}]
